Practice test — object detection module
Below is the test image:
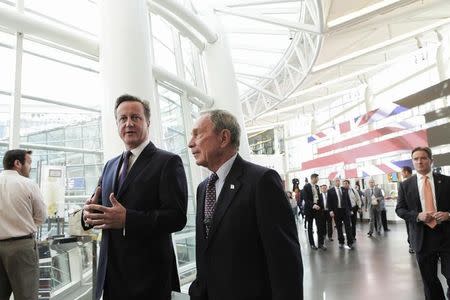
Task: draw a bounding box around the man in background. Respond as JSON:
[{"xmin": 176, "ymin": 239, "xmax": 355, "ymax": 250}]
[
  {"xmin": 320, "ymin": 184, "xmax": 333, "ymax": 241},
  {"xmin": 343, "ymin": 180, "xmax": 362, "ymax": 241},
  {"xmin": 401, "ymin": 166, "xmax": 414, "ymax": 253},
  {"xmin": 328, "ymin": 178, "xmax": 353, "ymax": 249},
  {"xmin": 396, "ymin": 147, "xmax": 450, "ymax": 300},
  {"xmin": 0, "ymin": 149, "xmax": 46, "ymax": 300},
  {"xmin": 304, "ymin": 174, "xmax": 326, "ymax": 250},
  {"xmin": 365, "ymin": 178, "xmax": 384, "ymax": 236}
]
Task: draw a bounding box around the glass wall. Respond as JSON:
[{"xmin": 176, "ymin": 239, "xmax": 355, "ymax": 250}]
[{"xmin": 157, "ymin": 84, "xmax": 197, "ymax": 284}]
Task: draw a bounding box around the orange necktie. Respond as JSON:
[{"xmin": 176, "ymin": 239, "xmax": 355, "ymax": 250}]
[{"xmin": 423, "ymin": 176, "xmax": 437, "ymax": 228}]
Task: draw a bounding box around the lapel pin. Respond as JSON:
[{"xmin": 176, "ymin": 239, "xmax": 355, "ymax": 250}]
[
  {"xmin": 230, "ymin": 184, "xmax": 235, "ymax": 189},
  {"xmin": 438, "ymin": 180, "xmax": 441, "ymax": 184}
]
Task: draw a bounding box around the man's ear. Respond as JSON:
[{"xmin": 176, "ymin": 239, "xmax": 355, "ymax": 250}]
[
  {"xmin": 13, "ymin": 159, "xmax": 22, "ymax": 170},
  {"xmin": 220, "ymin": 129, "xmax": 232, "ymax": 147}
]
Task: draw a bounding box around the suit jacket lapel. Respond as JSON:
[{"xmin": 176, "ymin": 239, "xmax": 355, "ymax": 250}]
[
  {"xmin": 117, "ymin": 142, "xmax": 157, "ymax": 199},
  {"xmin": 410, "ymin": 175, "xmax": 421, "ymax": 211},
  {"xmin": 433, "ymin": 173, "xmax": 441, "ymax": 210},
  {"xmin": 110, "ymin": 157, "xmax": 121, "ymax": 204},
  {"xmin": 206, "ymin": 155, "xmax": 243, "ymax": 247}
]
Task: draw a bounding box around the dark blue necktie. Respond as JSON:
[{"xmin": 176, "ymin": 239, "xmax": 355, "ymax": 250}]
[
  {"xmin": 118, "ymin": 150, "xmax": 131, "ymax": 191},
  {"xmin": 204, "ymin": 173, "xmax": 219, "ymax": 237}
]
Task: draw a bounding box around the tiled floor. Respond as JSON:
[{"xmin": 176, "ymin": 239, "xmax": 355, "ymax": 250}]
[{"xmin": 298, "ymin": 220, "xmax": 443, "ymax": 300}]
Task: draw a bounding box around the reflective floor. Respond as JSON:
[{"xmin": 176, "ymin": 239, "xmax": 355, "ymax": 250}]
[{"xmin": 299, "ymin": 220, "xmax": 441, "ymax": 300}]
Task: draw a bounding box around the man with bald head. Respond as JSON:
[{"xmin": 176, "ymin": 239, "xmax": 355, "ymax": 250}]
[
  {"xmin": 365, "ymin": 178, "xmax": 384, "ymax": 236},
  {"xmin": 188, "ymin": 109, "xmax": 303, "ymax": 300}
]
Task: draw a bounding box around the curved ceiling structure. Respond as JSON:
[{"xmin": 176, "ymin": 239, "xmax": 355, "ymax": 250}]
[{"xmin": 232, "ymin": 0, "xmax": 450, "ymax": 127}]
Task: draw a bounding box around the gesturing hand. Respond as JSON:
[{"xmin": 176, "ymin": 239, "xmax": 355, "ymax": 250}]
[
  {"xmin": 83, "ymin": 186, "xmax": 101, "ymax": 222},
  {"xmin": 84, "ymin": 193, "xmax": 126, "ymax": 229}
]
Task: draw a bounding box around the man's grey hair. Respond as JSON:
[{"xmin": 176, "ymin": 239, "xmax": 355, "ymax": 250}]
[{"xmin": 201, "ymin": 109, "xmax": 241, "ymax": 149}]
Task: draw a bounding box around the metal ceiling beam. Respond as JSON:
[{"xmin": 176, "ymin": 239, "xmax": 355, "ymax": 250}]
[
  {"xmin": 288, "ymin": 45, "xmax": 433, "ymax": 99},
  {"xmin": 312, "ymin": 18, "xmax": 450, "ymax": 73},
  {"xmin": 225, "ymin": 28, "xmax": 290, "ymax": 35},
  {"xmin": 327, "ymin": 0, "xmax": 418, "ymax": 32},
  {"xmin": 223, "ymin": 0, "xmax": 300, "ymax": 8},
  {"xmin": 215, "ymin": 6, "xmax": 321, "ymax": 34},
  {"xmin": 231, "ymin": 43, "xmax": 285, "ymax": 53},
  {"xmin": 237, "ymin": 78, "xmax": 283, "ymax": 101},
  {"xmin": 236, "ymin": 72, "xmax": 275, "ymax": 80},
  {"xmin": 261, "ymin": 86, "xmax": 366, "ymax": 118},
  {"xmin": 148, "ymin": 1, "xmax": 205, "ymax": 51},
  {"xmin": 152, "ymin": 0, "xmax": 218, "ymax": 43}
]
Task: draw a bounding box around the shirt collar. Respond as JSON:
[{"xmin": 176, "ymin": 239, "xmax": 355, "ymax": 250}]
[
  {"xmin": 127, "ymin": 140, "xmax": 149, "ymax": 158},
  {"xmin": 418, "ymin": 171, "xmax": 433, "ymax": 181},
  {"xmin": 0, "ymin": 170, "xmax": 20, "ymax": 176},
  {"xmin": 214, "ymin": 153, "xmax": 238, "ymax": 181}
]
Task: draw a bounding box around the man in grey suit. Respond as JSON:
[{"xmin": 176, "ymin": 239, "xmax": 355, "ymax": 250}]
[
  {"xmin": 188, "ymin": 109, "xmax": 303, "ymax": 300},
  {"xmin": 364, "ymin": 178, "xmax": 384, "ymax": 236}
]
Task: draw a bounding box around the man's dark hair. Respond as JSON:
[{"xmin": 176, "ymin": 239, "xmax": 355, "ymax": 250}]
[
  {"xmin": 343, "ymin": 179, "xmax": 350, "ymax": 184},
  {"xmin": 411, "ymin": 146, "xmax": 432, "ymax": 159},
  {"xmin": 320, "ymin": 184, "xmax": 327, "ymax": 188},
  {"xmin": 401, "ymin": 166, "xmax": 413, "ymax": 175},
  {"xmin": 114, "ymin": 94, "xmax": 151, "ymax": 123},
  {"xmin": 202, "ymin": 109, "xmax": 241, "ymax": 149},
  {"xmin": 311, "ymin": 173, "xmax": 319, "ymax": 179},
  {"xmin": 3, "ymin": 149, "xmax": 32, "ymax": 170}
]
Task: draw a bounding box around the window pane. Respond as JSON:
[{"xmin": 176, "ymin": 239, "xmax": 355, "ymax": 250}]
[
  {"xmin": 151, "ymin": 15, "xmax": 177, "ymax": 75},
  {"xmin": 0, "ymin": 31, "xmax": 15, "ymax": 92},
  {"xmin": 24, "ymin": 0, "xmax": 98, "ymax": 35},
  {"xmin": 22, "ymin": 40, "xmax": 101, "ymax": 109},
  {"xmin": 0, "ymin": 94, "xmax": 10, "ymax": 141},
  {"xmin": 20, "ymin": 99, "xmax": 101, "ymax": 150}
]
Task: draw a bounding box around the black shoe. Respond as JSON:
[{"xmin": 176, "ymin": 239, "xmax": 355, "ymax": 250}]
[
  {"xmin": 409, "ymin": 247, "xmax": 415, "ymax": 254},
  {"xmin": 385, "ymin": 229, "xmax": 391, "ymax": 231},
  {"xmin": 310, "ymin": 245, "xmax": 318, "ymax": 250},
  {"xmin": 318, "ymin": 245, "xmax": 327, "ymax": 251},
  {"xmin": 339, "ymin": 243, "xmax": 344, "ymax": 249},
  {"xmin": 348, "ymin": 244, "xmax": 354, "ymax": 250},
  {"xmin": 329, "ymin": 237, "xmax": 334, "ymax": 241},
  {"xmin": 367, "ymin": 232, "xmax": 372, "ymax": 237}
]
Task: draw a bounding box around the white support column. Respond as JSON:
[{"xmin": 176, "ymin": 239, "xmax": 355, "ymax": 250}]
[
  {"xmin": 99, "ymin": 0, "xmax": 161, "ymax": 160},
  {"xmin": 203, "ymin": 12, "xmax": 250, "ymax": 159},
  {"xmin": 9, "ymin": 0, "xmax": 24, "ymax": 149}
]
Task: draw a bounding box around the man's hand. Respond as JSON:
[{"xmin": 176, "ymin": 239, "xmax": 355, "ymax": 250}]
[
  {"xmin": 418, "ymin": 212, "xmax": 434, "ymax": 223},
  {"xmin": 433, "ymin": 211, "xmax": 450, "ymax": 223},
  {"xmin": 83, "ymin": 187, "xmax": 101, "ymax": 223},
  {"xmin": 313, "ymin": 204, "xmax": 320, "ymax": 210},
  {"xmin": 84, "ymin": 193, "xmax": 126, "ymax": 229}
]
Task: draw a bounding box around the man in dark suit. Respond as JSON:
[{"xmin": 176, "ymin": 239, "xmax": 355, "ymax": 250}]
[
  {"xmin": 188, "ymin": 110, "xmax": 303, "ymax": 300},
  {"xmin": 328, "ymin": 178, "xmax": 353, "ymax": 249},
  {"xmin": 82, "ymin": 94, "xmax": 188, "ymax": 300},
  {"xmin": 400, "ymin": 166, "xmax": 414, "ymax": 254},
  {"xmin": 303, "ymin": 173, "xmax": 326, "ymax": 250},
  {"xmin": 320, "ymin": 184, "xmax": 333, "ymax": 241},
  {"xmin": 396, "ymin": 147, "xmax": 450, "ymax": 300}
]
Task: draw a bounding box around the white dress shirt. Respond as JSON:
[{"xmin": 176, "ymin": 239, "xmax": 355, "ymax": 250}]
[
  {"xmin": 213, "ymin": 153, "xmax": 238, "ymax": 202},
  {"xmin": 335, "ymin": 186, "xmax": 342, "ymax": 208},
  {"xmin": 0, "ymin": 170, "xmax": 47, "ymax": 240},
  {"xmin": 348, "ymin": 188, "xmax": 361, "ymax": 208},
  {"xmin": 322, "ymin": 192, "xmax": 328, "ymax": 209},
  {"xmin": 119, "ymin": 140, "xmax": 149, "ymax": 175},
  {"xmin": 417, "ymin": 171, "xmax": 437, "ymax": 211},
  {"xmin": 312, "ymin": 184, "xmax": 319, "ymax": 204}
]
